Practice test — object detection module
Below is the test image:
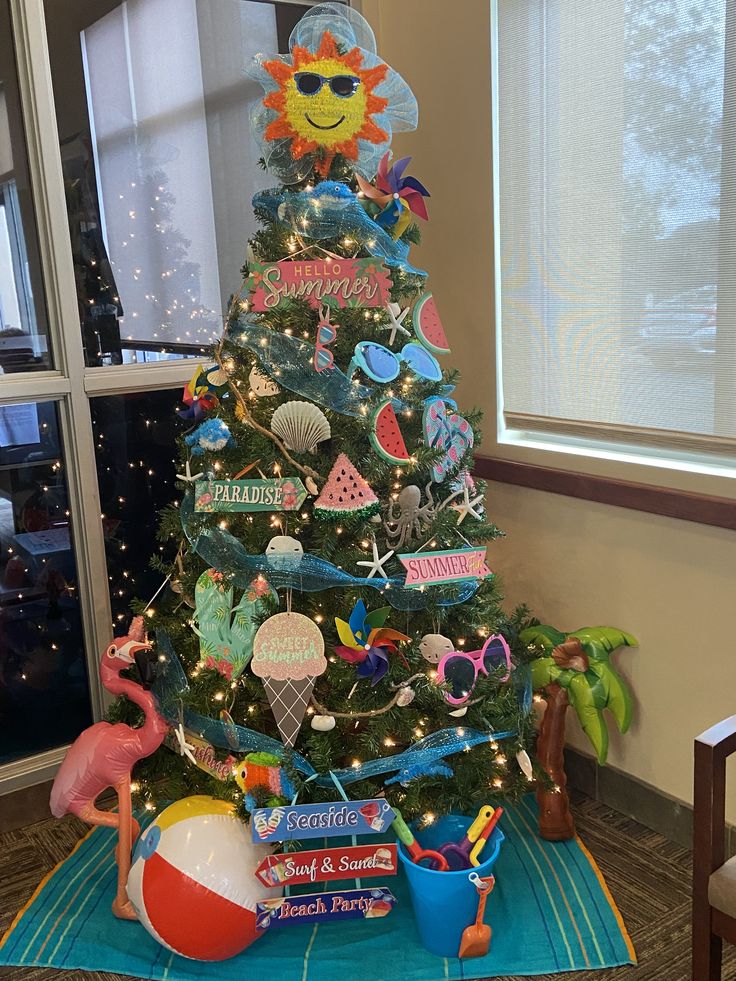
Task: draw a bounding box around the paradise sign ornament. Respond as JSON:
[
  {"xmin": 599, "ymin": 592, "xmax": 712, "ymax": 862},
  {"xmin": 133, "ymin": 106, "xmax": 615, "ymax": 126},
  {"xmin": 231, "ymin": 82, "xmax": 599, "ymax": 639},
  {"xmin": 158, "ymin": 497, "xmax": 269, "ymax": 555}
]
[
  {"xmin": 246, "ymin": 258, "xmax": 392, "ymax": 311},
  {"xmin": 194, "ymin": 478, "xmax": 308, "ymax": 513}
]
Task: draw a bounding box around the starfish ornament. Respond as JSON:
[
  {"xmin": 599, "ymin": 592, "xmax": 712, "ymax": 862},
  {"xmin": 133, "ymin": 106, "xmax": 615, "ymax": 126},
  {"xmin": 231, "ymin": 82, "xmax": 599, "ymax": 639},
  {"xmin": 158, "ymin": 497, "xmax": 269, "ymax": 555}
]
[
  {"xmin": 384, "ymin": 302, "xmax": 411, "ymax": 346},
  {"xmin": 176, "ymin": 459, "xmax": 205, "ymax": 483},
  {"xmin": 451, "ymin": 484, "xmax": 485, "ymax": 525},
  {"xmin": 356, "ymin": 538, "xmax": 395, "ymax": 579},
  {"xmin": 174, "ymin": 723, "xmax": 198, "ymax": 766}
]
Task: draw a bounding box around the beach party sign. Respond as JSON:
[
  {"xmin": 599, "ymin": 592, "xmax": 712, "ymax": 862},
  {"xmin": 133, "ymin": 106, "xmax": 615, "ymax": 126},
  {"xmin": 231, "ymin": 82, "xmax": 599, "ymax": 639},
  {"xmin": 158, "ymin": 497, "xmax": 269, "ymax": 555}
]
[{"xmin": 256, "ymin": 887, "xmax": 396, "ymax": 930}]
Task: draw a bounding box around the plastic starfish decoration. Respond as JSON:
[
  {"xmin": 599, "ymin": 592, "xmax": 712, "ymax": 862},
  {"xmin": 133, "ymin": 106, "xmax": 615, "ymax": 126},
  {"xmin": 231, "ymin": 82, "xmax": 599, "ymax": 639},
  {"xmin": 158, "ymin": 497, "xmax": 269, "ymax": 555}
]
[
  {"xmin": 383, "ymin": 302, "xmax": 411, "ymax": 346},
  {"xmin": 356, "ymin": 537, "xmax": 395, "ymax": 578},
  {"xmin": 174, "ymin": 723, "xmax": 198, "ymax": 766},
  {"xmin": 451, "ymin": 483, "xmax": 485, "ymax": 525},
  {"xmin": 176, "ymin": 460, "xmax": 205, "ymax": 484}
]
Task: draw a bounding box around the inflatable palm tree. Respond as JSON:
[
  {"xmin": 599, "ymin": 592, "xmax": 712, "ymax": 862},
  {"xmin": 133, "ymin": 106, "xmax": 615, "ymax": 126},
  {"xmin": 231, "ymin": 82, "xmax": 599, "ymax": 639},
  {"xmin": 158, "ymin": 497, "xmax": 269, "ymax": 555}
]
[{"xmin": 520, "ymin": 625, "xmax": 638, "ymax": 840}]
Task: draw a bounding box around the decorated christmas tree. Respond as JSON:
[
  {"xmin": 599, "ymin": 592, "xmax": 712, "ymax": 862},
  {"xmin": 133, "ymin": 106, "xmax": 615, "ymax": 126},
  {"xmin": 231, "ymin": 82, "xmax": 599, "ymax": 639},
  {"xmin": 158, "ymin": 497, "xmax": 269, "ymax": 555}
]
[{"xmin": 122, "ymin": 2, "xmax": 537, "ymax": 825}]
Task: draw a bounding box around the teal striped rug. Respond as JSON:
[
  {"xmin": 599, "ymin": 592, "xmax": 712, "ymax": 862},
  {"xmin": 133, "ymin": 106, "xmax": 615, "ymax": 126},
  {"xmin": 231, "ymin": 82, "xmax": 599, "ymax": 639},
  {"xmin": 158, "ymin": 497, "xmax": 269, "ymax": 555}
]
[{"xmin": 0, "ymin": 797, "xmax": 635, "ymax": 980}]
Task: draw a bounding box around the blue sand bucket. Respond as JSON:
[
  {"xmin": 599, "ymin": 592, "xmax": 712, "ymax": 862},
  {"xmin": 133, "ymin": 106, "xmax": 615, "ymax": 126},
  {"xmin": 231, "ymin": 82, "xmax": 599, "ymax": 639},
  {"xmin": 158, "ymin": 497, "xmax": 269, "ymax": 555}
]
[{"xmin": 398, "ymin": 814, "xmax": 505, "ymax": 958}]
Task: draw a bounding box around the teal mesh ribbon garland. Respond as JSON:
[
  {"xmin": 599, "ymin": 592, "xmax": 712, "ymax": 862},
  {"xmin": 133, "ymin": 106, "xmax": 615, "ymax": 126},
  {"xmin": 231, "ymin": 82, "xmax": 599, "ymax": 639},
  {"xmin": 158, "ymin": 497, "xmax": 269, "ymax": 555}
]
[
  {"xmin": 179, "ymin": 493, "xmax": 480, "ymax": 612},
  {"xmin": 154, "ymin": 630, "xmax": 522, "ymax": 788}
]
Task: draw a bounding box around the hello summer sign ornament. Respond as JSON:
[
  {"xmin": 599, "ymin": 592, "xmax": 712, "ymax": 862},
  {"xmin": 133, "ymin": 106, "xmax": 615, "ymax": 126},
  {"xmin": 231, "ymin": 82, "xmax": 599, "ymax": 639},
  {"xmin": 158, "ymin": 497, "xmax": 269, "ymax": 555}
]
[{"xmin": 246, "ymin": 258, "xmax": 392, "ymax": 310}]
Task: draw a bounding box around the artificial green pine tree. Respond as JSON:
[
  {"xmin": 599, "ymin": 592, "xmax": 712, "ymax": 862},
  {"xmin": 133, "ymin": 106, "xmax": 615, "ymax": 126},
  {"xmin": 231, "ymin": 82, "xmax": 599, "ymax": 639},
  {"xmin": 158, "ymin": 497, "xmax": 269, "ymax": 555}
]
[{"xmin": 119, "ymin": 2, "xmax": 537, "ymax": 824}]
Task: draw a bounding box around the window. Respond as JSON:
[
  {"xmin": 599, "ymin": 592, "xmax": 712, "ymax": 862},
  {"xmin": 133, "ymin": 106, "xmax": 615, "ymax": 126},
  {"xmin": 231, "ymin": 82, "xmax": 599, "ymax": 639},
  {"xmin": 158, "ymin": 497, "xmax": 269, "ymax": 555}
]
[
  {"xmin": 495, "ymin": 0, "xmax": 736, "ymax": 462},
  {"xmin": 44, "ymin": 0, "xmax": 310, "ymax": 365},
  {"xmin": 0, "ymin": 8, "xmax": 51, "ymax": 372},
  {"xmin": 0, "ymin": 0, "xmax": 328, "ymax": 793},
  {"xmin": 0, "ymin": 400, "xmax": 93, "ymax": 764},
  {"xmin": 90, "ymin": 389, "xmax": 180, "ymax": 630}
]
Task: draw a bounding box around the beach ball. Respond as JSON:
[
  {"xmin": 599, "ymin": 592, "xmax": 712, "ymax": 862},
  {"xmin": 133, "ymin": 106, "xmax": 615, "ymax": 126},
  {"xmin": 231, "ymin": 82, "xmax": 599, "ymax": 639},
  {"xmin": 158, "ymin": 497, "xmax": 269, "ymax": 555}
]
[{"xmin": 126, "ymin": 795, "xmax": 279, "ymax": 960}]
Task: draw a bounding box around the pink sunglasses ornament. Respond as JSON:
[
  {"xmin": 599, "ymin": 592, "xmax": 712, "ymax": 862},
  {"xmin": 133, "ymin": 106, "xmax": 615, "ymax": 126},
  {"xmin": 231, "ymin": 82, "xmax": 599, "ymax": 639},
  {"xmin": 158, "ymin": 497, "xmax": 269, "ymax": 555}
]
[{"xmin": 436, "ymin": 634, "xmax": 512, "ymax": 706}]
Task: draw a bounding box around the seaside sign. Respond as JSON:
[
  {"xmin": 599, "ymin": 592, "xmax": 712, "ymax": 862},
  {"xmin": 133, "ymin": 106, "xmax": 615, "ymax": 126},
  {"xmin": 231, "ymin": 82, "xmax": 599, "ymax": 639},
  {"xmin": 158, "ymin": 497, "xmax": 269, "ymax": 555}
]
[{"xmin": 251, "ymin": 799, "xmax": 396, "ymax": 844}]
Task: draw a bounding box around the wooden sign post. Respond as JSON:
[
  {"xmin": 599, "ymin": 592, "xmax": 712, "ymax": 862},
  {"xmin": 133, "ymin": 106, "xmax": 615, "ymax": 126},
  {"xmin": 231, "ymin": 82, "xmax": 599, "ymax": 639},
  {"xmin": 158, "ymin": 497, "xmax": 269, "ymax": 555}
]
[{"xmin": 251, "ymin": 799, "xmax": 398, "ymax": 931}]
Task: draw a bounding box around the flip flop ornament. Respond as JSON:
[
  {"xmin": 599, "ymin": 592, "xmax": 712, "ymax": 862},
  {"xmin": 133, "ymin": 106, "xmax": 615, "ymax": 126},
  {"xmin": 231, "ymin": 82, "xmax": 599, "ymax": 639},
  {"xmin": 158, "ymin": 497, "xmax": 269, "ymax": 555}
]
[{"xmin": 423, "ymin": 399, "xmax": 474, "ymax": 482}]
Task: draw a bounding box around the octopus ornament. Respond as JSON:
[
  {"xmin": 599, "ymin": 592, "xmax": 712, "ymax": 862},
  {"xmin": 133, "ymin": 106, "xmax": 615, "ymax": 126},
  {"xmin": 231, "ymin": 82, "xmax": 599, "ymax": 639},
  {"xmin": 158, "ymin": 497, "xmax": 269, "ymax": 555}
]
[{"xmin": 383, "ymin": 483, "xmax": 438, "ymax": 550}]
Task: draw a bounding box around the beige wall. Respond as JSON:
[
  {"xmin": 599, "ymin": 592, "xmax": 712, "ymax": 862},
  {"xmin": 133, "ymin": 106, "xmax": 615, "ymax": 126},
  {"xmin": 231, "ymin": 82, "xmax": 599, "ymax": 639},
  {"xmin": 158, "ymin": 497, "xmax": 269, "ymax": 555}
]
[{"xmin": 365, "ymin": 0, "xmax": 736, "ymax": 821}]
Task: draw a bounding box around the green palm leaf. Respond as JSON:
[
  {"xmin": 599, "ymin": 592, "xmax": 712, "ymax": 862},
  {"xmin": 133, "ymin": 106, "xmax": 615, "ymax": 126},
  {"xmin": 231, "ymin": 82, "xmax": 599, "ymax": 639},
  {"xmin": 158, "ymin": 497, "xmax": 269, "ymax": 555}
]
[
  {"xmin": 592, "ymin": 662, "xmax": 634, "ymax": 733},
  {"xmin": 568, "ymin": 672, "xmax": 609, "ymax": 763},
  {"xmin": 530, "ymin": 655, "xmax": 560, "ymax": 690},
  {"xmin": 520, "ymin": 625, "xmax": 567, "ymax": 652},
  {"xmin": 568, "ymin": 627, "xmax": 638, "ymax": 662}
]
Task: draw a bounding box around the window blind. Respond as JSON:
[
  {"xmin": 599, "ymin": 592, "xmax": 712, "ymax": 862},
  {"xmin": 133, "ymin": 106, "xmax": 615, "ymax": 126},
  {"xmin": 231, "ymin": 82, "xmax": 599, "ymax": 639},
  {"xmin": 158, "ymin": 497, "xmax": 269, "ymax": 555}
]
[{"xmin": 496, "ymin": 0, "xmax": 736, "ymax": 451}]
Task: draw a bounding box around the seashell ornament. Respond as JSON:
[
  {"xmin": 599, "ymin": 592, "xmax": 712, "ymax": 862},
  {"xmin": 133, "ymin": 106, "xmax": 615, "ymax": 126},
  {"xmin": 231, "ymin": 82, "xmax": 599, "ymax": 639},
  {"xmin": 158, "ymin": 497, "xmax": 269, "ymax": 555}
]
[
  {"xmin": 516, "ymin": 748, "xmax": 534, "ymax": 781},
  {"xmin": 311, "ymin": 714, "xmax": 336, "ymax": 732},
  {"xmin": 396, "ymin": 686, "xmax": 415, "ymax": 707},
  {"xmin": 271, "ymin": 401, "xmax": 330, "ymax": 453}
]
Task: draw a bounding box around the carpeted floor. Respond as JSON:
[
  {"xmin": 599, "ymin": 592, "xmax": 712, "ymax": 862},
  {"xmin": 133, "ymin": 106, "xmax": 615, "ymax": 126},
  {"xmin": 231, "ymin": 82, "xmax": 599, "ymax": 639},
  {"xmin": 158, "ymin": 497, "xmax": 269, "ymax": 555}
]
[{"xmin": 0, "ymin": 792, "xmax": 731, "ymax": 981}]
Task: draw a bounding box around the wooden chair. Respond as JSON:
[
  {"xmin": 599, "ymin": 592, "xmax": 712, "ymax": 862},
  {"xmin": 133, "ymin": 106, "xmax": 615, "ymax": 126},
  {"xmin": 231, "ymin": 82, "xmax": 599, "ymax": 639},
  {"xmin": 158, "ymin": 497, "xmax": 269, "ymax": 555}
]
[{"xmin": 693, "ymin": 716, "xmax": 736, "ymax": 980}]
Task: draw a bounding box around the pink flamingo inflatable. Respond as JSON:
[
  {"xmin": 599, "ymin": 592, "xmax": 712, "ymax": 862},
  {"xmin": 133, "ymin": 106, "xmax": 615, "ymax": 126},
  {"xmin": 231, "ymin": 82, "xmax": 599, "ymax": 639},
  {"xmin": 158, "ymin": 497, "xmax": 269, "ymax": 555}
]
[{"xmin": 50, "ymin": 617, "xmax": 168, "ymax": 919}]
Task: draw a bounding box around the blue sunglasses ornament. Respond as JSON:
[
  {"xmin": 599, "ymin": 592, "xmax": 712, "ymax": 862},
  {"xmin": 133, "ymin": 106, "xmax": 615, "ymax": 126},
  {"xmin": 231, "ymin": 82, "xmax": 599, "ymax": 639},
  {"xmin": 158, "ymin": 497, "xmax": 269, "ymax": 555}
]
[{"xmin": 349, "ymin": 340, "xmax": 442, "ymax": 384}]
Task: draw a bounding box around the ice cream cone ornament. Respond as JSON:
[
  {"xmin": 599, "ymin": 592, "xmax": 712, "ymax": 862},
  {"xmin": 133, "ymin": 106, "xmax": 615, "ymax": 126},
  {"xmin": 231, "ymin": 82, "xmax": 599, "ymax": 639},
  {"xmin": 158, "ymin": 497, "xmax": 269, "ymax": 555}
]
[
  {"xmin": 248, "ymin": 2, "xmax": 418, "ymax": 182},
  {"xmin": 251, "ymin": 609, "xmax": 327, "ymax": 747}
]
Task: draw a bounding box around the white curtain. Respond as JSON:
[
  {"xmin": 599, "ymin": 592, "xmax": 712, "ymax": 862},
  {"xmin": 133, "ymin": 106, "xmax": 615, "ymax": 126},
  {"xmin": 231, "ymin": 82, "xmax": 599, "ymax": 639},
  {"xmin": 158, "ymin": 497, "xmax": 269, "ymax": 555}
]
[
  {"xmin": 82, "ymin": 0, "xmax": 278, "ymax": 348},
  {"xmin": 497, "ymin": 0, "xmax": 736, "ymax": 446}
]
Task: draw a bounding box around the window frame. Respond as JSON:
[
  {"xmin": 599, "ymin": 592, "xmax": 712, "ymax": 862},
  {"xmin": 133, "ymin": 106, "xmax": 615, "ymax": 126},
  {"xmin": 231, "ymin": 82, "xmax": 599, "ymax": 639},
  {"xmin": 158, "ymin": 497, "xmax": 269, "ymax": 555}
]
[
  {"xmin": 1, "ymin": 0, "xmax": 339, "ymax": 795},
  {"xmin": 488, "ymin": 0, "xmax": 736, "ymax": 511}
]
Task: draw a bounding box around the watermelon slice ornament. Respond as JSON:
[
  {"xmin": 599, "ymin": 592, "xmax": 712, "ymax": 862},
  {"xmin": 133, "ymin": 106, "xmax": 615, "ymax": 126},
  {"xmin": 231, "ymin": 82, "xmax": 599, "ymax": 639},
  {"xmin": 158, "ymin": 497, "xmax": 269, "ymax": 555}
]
[
  {"xmin": 313, "ymin": 454, "xmax": 381, "ymax": 522},
  {"xmin": 413, "ymin": 293, "xmax": 451, "ymax": 356},
  {"xmin": 370, "ymin": 400, "xmax": 411, "ymax": 465}
]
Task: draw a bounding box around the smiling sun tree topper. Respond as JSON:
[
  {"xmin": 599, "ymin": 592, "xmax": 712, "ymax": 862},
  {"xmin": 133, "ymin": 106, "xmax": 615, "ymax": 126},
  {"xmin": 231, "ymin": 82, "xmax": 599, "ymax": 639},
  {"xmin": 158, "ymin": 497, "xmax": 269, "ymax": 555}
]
[{"xmin": 249, "ymin": 2, "xmax": 418, "ymax": 181}]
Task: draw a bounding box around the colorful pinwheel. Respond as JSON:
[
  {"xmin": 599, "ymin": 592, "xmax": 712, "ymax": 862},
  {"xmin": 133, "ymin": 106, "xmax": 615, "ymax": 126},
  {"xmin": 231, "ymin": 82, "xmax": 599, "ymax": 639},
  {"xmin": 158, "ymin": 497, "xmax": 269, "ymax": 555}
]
[
  {"xmin": 357, "ymin": 152, "xmax": 430, "ymax": 240},
  {"xmin": 334, "ymin": 600, "xmax": 410, "ymax": 685},
  {"xmin": 177, "ymin": 366, "xmax": 229, "ymax": 422}
]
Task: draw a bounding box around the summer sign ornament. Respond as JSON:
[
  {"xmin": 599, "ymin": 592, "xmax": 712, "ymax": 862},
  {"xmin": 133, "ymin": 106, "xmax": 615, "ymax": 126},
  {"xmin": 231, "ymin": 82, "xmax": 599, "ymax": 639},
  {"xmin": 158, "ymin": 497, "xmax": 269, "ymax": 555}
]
[
  {"xmin": 398, "ymin": 547, "xmax": 492, "ymax": 588},
  {"xmin": 246, "ymin": 258, "xmax": 392, "ymax": 310}
]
